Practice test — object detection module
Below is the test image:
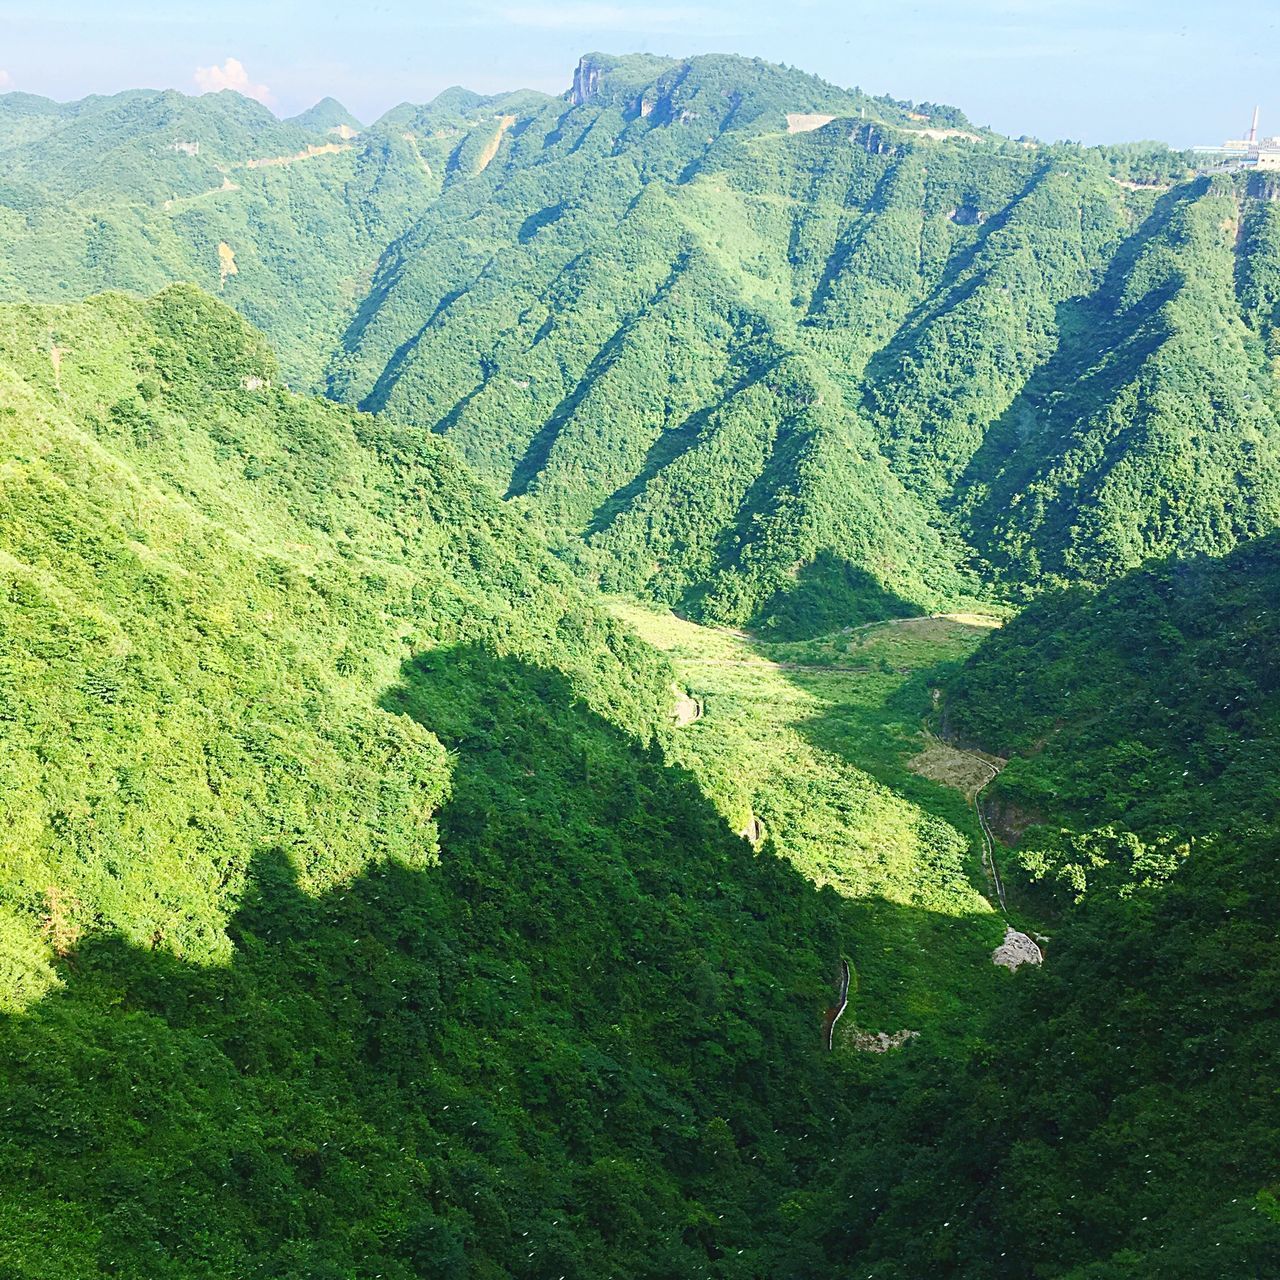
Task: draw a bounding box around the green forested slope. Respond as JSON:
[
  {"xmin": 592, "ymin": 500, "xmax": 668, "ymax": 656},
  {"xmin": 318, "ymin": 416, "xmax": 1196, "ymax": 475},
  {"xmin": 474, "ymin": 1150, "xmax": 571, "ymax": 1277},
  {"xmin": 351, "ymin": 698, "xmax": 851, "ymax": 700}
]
[
  {"xmin": 962, "ymin": 178, "xmax": 1280, "ymax": 585},
  {"xmin": 0, "ymin": 87, "xmax": 437, "ymax": 387},
  {"xmin": 1, "ymin": 54, "xmax": 1278, "ymax": 1275},
  {"xmin": 0, "ymin": 282, "xmax": 670, "ymax": 995},
  {"xmin": 322, "ymin": 59, "xmax": 1042, "ymax": 630},
  {"xmin": 0, "ymin": 286, "xmax": 886, "ymax": 1276},
  {"xmin": 790, "ymin": 539, "xmax": 1280, "ymax": 1278},
  {"xmin": 944, "ymin": 536, "xmax": 1280, "ymax": 905},
  {"xmin": 12, "ymin": 57, "xmax": 1277, "ymax": 633},
  {"xmin": 804, "ymin": 824, "xmax": 1280, "ymax": 1279},
  {"xmin": 321, "ymin": 56, "xmax": 1279, "ymax": 630}
]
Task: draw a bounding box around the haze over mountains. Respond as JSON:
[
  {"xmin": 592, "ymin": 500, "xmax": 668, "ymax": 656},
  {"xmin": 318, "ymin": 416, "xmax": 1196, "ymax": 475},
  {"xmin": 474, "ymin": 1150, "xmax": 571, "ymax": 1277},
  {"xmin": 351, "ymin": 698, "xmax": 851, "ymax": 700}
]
[{"xmin": 0, "ymin": 48, "xmax": 1277, "ymax": 1279}]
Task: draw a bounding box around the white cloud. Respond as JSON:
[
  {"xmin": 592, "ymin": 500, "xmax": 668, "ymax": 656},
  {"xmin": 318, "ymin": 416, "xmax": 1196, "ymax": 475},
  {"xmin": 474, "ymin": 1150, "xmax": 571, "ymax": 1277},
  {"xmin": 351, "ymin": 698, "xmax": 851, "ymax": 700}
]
[
  {"xmin": 0, "ymin": 69, "xmax": 12, "ymax": 92},
  {"xmin": 193, "ymin": 57, "xmax": 273, "ymax": 105}
]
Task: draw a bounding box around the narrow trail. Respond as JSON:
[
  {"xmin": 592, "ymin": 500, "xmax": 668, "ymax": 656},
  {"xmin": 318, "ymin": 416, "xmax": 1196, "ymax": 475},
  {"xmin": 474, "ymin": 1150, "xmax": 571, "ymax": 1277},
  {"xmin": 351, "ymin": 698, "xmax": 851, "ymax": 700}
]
[
  {"xmin": 917, "ymin": 725, "xmax": 1014, "ymax": 918},
  {"xmin": 965, "ymin": 745, "xmax": 1045, "ymax": 966},
  {"xmin": 822, "ymin": 959, "xmax": 850, "ymax": 1051},
  {"xmin": 972, "ymin": 755, "xmax": 1008, "ymax": 915}
]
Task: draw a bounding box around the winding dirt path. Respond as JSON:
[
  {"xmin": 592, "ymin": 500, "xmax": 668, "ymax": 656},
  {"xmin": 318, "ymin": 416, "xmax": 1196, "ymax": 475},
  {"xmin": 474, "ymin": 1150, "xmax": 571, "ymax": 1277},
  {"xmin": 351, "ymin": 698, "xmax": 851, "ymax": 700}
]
[
  {"xmin": 965, "ymin": 748, "xmax": 1044, "ymax": 967},
  {"xmin": 907, "ymin": 721, "xmax": 1043, "ymax": 965},
  {"xmin": 972, "ymin": 755, "xmax": 1007, "ymax": 914},
  {"xmin": 822, "ymin": 959, "xmax": 850, "ymax": 1051}
]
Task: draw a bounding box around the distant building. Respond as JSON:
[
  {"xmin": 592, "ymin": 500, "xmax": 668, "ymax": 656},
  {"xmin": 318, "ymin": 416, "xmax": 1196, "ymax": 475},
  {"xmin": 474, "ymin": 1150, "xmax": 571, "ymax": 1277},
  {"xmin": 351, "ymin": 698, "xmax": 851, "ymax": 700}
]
[
  {"xmin": 1196, "ymin": 110, "xmax": 1280, "ymax": 168},
  {"xmin": 1251, "ymin": 138, "xmax": 1280, "ymax": 170},
  {"xmin": 1221, "ymin": 108, "xmax": 1280, "ymax": 169},
  {"xmin": 172, "ymin": 140, "xmax": 200, "ymax": 157}
]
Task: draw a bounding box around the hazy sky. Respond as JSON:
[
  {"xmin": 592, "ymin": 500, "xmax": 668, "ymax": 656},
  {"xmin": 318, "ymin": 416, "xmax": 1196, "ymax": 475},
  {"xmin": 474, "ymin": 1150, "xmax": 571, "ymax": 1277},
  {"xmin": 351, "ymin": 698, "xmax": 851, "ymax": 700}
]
[{"xmin": 1, "ymin": 0, "xmax": 1276, "ymax": 146}]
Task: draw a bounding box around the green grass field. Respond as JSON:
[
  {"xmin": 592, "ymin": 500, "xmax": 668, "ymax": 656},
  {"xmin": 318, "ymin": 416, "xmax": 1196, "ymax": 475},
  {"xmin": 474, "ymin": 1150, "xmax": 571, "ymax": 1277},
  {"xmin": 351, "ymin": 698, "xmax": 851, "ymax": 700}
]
[{"xmin": 612, "ymin": 600, "xmax": 1010, "ymax": 1039}]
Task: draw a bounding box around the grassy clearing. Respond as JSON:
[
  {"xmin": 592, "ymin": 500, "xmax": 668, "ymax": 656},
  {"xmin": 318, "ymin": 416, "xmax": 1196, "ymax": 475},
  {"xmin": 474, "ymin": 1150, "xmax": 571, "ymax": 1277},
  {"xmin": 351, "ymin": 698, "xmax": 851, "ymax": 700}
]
[
  {"xmin": 612, "ymin": 599, "xmax": 1010, "ymax": 1037},
  {"xmin": 908, "ymin": 732, "xmax": 1003, "ymax": 796}
]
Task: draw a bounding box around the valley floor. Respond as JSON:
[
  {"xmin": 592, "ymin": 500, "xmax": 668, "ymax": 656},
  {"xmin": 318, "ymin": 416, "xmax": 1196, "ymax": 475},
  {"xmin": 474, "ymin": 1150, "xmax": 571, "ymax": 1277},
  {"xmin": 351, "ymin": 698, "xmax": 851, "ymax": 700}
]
[{"xmin": 610, "ymin": 600, "xmax": 1013, "ymax": 1043}]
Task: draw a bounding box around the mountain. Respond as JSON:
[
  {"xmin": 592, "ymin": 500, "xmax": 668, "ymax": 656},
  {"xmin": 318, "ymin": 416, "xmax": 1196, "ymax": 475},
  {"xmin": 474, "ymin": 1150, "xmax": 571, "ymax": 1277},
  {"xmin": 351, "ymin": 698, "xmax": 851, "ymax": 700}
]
[
  {"xmin": 0, "ymin": 88, "xmax": 315, "ymax": 200},
  {"xmin": 944, "ymin": 536, "xmax": 1280, "ymax": 906},
  {"xmin": 2, "ymin": 49, "xmax": 1280, "ymax": 1278},
  {"xmin": 0, "ymin": 87, "xmax": 435, "ymax": 386},
  {"xmin": 0, "ymin": 285, "xmax": 889, "ymax": 1276},
  {"xmin": 324, "ymin": 53, "xmax": 996, "ymax": 634},
  {"xmin": 287, "ymin": 96, "xmax": 363, "ymax": 136},
  {"xmin": 13, "ymin": 56, "xmax": 1268, "ymax": 635},
  {"xmin": 14, "ymin": 57, "xmax": 1273, "ymax": 638},
  {"xmin": 0, "ymin": 55, "xmax": 1013, "ymax": 635},
  {"xmin": 959, "ymin": 177, "xmax": 1280, "ymax": 587}
]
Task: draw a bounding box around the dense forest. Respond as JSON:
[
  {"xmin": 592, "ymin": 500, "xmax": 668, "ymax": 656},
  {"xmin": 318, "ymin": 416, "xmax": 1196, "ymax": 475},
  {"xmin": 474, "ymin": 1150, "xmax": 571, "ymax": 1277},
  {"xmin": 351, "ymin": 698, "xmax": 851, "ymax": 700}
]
[
  {"xmin": 1, "ymin": 47, "xmax": 1278, "ymax": 1279},
  {"xmin": 843, "ymin": 541, "xmax": 1280, "ymax": 1278},
  {"xmin": 945, "ymin": 538, "xmax": 1280, "ymax": 907},
  {"xmin": 0, "ymin": 287, "xmax": 873, "ymax": 1276},
  {"xmin": 14, "ymin": 53, "xmax": 1275, "ymax": 637}
]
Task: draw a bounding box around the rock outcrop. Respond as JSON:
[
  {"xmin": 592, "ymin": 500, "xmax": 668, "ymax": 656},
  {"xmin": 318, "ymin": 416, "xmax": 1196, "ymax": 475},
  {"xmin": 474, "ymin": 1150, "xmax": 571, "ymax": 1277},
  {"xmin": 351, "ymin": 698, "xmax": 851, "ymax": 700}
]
[
  {"xmin": 992, "ymin": 926, "xmax": 1043, "ymax": 971},
  {"xmin": 571, "ymin": 57, "xmax": 603, "ymax": 106}
]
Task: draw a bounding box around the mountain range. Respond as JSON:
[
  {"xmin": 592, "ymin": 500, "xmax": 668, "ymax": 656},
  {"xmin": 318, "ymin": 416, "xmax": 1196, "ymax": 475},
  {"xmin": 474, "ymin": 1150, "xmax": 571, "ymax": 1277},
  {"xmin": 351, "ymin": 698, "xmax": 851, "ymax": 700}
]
[
  {"xmin": 1, "ymin": 50, "xmax": 1277, "ymax": 1279},
  {"xmin": 9, "ymin": 53, "xmax": 1280, "ymax": 637}
]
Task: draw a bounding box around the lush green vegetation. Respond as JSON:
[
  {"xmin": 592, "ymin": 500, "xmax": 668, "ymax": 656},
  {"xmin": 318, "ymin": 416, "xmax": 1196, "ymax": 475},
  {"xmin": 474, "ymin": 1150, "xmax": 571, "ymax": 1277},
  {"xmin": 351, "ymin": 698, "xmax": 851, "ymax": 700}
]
[
  {"xmin": 963, "ymin": 178, "xmax": 1280, "ymax": 588},
  {"xmin": 824, "ymin": 540, "xmax": 1280, "ymax": 1276},
  {"xmin": 0, "ymin": 86, "xmax": 438, "ymax": 386},
  {"xmin": 614, "ymin": 602, "xmax": 1005, "ymax": 1034},
  {"xmin": 945, "ymin": 537, "xmax": 1280, "ymax": 907},
  {"xmin": 2, "ymin": 287, "xmax": 918, "ymax": 1276},
  {"xmin": 7, "ymin": 55, "xmax": 1259, "ymax": 635},
  {"xmin": 800, "ymin": 822, "xmax": 1280, "ymax": 1278},
  {"xmin": 0, "ymin": 283, "xmax": 676, "ymax": 997},
  {"xmin": 3, "ymin": 49, "xmax": 1279, "ymax": 1278}
]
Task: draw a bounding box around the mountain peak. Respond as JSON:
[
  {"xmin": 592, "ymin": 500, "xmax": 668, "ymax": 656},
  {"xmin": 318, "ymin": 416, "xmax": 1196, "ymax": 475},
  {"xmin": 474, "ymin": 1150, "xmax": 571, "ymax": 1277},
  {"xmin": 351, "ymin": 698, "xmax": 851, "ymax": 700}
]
[{"xmin": 288, "ymin": 95, "xmax": 362, "ymax": 135}]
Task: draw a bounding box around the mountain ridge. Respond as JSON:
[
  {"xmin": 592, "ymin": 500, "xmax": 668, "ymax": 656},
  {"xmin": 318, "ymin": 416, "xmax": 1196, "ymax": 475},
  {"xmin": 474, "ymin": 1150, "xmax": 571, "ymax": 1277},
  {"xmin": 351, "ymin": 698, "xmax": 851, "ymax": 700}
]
[
  {"xmin": 1, "ymin": 43, "xmax": 1279, "ymax": 1275},
  {"xmin": 1, "ymin": 53, "xmax": 1260, "ymax": 641}
]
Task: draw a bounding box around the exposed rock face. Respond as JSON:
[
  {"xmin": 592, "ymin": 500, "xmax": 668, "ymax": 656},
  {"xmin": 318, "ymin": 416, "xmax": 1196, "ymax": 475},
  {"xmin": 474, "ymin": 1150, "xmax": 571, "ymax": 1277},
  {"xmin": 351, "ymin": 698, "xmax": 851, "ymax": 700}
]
[
  {"xmin": 850, "ymin": 1028, "xmax": 918, "ymax": 1052},
  {"xmin": 992, "ymin": 926, "xmax": 1043, "ymax": 971},
  {"xmin": 671, "ymin": 683, "xmax": 702, "ymax": 726},
  {"xmin": 571, "ymin": 57, "xmax": 603, "ymax": 106},
  {"xmin": 785, "ymin": 112, "xmax": 835, "ymax": 135}
]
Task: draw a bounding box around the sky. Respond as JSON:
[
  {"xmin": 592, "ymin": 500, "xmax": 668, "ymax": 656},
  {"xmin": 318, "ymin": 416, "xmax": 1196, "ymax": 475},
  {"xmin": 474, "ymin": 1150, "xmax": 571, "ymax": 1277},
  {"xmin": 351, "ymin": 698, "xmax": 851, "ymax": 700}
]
[{"xmin": 0, "ymin": 0, "xmax": 1277, "ymax": 146}]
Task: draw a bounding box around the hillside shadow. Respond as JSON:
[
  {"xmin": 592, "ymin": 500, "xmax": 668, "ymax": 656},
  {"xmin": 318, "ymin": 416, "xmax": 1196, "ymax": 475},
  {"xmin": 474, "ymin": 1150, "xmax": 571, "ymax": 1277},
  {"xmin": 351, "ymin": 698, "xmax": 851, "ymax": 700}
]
[
  {"xmin": 796, "ymin": 674, "xmax": 970, "ymax": 811},
  {"xmin": 0, "ymin": 642, "xmax": 1012, "ymax": 1274},
  {"xmin": 857, "ymin": 162, "xmax": 1052, "ymax": 392},
  {"xmin": 745, "ymin": 551, "xmax": 921, "ymax": 640},
  {"xmin": 582, "ymin": 399, "xmax": 716, "ymax": 537},
  {"xmin": 762, "ymin": 623, "xmax": 998, "ymax": 886},
  {"xmin": 505, "ymin": 249, "xmax": 692, "ymax": 501},
  {"xmin": 951, "ymin": 181, "xmax": 1202, "ymax": 553}
]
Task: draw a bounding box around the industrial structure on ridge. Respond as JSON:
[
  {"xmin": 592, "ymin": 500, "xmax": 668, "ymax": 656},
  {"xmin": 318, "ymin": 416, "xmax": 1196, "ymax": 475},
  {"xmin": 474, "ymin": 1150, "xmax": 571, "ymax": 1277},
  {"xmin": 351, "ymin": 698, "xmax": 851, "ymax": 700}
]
[{"xmin": 1199, "ymin": 107, "xmax": 1280, "ymax": 168}]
